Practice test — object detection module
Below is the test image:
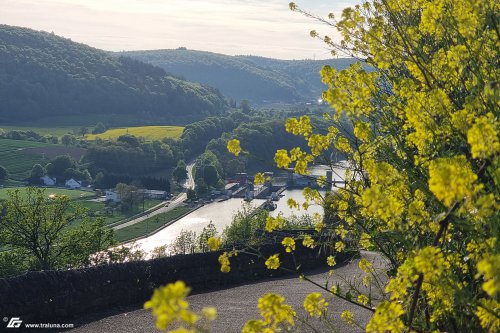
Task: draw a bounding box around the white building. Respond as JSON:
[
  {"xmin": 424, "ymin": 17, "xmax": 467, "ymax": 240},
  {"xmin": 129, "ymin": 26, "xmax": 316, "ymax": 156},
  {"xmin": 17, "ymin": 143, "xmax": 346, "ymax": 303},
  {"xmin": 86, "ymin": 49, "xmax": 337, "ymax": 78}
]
[
  {"xmin": 142, "ymin": 190, "xmax": 168, "ymax": 200},
  {"xmin": 65, "ymin": 178, "xmax": 82, "ymax": 189},
  {"xmin": 105, "ymin": 190, "xmax": 120, "ymax": 203},
  {"xmin": 40, "ymin": 176, "xmax": 56, "ymax": 186}
]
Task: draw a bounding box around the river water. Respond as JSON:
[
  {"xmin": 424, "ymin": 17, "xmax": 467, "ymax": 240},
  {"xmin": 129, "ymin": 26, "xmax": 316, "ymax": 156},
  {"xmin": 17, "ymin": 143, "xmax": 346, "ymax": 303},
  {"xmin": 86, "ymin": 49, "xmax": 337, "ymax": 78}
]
[{"xmin": 132, "ymin": 163, "xmax": 348, "ymax": 254}]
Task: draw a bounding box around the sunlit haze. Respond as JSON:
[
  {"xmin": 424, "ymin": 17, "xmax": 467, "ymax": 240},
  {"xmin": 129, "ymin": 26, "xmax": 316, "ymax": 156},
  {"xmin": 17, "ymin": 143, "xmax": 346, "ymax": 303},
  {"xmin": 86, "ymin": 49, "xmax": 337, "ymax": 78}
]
[{"xmin": 0, "ymin": 0, "xmax": 356, "ymax": 59}]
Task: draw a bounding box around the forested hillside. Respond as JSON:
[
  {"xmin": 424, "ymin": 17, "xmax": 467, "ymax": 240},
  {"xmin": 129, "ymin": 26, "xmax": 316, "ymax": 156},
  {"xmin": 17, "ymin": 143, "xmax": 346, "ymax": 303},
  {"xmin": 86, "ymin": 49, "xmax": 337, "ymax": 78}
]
[
  {"xmin": 120, "ymin": 49, "xmax": 355, "ymax": 103},
  {"xmin": 0, "ymin": 25, "xmax": 227, "ymax": 123}
]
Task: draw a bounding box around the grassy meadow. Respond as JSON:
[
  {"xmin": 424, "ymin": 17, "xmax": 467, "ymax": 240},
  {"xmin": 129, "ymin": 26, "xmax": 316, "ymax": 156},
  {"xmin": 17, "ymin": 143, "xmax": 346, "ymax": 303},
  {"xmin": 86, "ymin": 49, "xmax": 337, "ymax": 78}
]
[
  {"xmin": 114, "ymin": 206, "xmax": 191, "ymax": 242},
  {"xmin": 0, "ymin": 187, "xmax": 95, "ymax": 201},
  {"xmin": 86, "ymin": 126, "xmax": 184, "ymax": 141}
]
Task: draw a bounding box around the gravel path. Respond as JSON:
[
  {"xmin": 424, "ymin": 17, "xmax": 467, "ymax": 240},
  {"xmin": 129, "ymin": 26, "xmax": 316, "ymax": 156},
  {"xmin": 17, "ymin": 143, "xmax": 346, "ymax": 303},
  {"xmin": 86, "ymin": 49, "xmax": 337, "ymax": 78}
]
[{"xmin": 70, "ymin": 251, "xmax": 386, "ymax": 333}]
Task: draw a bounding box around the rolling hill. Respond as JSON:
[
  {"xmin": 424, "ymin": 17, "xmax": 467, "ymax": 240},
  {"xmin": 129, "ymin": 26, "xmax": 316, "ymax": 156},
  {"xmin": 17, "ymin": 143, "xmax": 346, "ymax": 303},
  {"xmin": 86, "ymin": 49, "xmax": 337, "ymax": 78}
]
[
  {"xmin": 120, "ymin": 49, "xmax": 356, "ymax": 104},
  {"xmin": 0, "ymin": 25, "xmax": 227, "ymax": 124}
]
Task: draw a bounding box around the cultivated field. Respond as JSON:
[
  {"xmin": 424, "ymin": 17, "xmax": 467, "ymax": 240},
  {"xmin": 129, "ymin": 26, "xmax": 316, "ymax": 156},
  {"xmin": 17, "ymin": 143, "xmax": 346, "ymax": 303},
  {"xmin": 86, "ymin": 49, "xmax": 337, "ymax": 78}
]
[
  {"xmin": 85, "ymin": 126, "xmax": 184, "ymax": 141},
  {"xmin": 0, "ymin": 139, "xmax": 86, "ymax": 180},
  {"xmin": 0, "ymin": 139, "xmax": 54, "ymax": 180}
]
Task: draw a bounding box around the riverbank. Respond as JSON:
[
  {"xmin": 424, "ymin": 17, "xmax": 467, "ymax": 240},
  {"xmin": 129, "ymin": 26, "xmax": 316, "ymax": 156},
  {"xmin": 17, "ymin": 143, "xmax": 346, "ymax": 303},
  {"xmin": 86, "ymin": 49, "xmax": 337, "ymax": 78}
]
[{"xmin": 114, "ymin": 205, "xmax": 195, "ymax": 242}]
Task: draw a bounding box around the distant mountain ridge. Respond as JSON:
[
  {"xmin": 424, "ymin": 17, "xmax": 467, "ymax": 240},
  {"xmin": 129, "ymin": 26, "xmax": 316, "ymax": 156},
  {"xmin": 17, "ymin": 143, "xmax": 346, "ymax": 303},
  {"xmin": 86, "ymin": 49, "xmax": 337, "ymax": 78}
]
[
  {"xmin": 120, "ymin": 49, "xmax": 356, "ymax": 104},
  {"xmin": 0, "ymin": 25, "xmax": 227, "ymax": 124}
]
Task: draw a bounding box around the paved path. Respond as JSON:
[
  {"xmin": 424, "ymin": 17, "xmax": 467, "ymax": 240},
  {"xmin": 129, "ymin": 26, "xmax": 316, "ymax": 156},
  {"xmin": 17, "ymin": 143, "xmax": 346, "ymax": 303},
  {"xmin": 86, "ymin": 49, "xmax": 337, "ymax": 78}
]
[
  {"xmin": 112, "ymin": 163, "xmax": 195, "ymax": 231},
  {"xmin": 70, "ymin": 252, "xmax": 386, "ymax": 333}
]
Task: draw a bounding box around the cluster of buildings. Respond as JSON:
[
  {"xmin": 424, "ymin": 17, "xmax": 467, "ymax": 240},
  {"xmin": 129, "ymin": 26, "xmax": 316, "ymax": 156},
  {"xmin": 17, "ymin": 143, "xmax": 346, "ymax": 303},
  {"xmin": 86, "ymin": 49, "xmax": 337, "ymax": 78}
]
[
  {"xmin": 40, "ymin": 175, "xmax": 84, "ymax": 189},
  {"xmin": 104, "ymin": 189, "xmax": 170, "ymax": 203}
]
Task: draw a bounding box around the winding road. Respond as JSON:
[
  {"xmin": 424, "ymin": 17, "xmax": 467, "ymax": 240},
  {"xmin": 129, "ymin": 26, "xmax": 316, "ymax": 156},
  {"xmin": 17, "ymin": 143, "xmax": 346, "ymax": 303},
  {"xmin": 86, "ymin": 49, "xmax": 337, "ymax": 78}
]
[{"xmin": 112, "ymin": 163, "xmax": 195, "ymax": 231}]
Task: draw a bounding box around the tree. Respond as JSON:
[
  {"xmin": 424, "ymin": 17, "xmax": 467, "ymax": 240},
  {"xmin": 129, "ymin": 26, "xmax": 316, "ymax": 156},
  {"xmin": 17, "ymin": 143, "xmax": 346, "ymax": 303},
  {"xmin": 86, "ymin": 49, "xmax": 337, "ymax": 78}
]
[
  {"xmin": 186, "ymin": 189, "xmax": 196, "ymax": 201},
  {"xmin": 170, "ymin": 230, "xmax": 197, "ymax": 255},
  {"xmin": 46, "ymin": 155, "xmax": 76, "ymax": 178},
  {"xmin": 203, "ymin": 165, "xmax": 219, "ymax": 188},
  {"xmin": 173, "ymin": 160, "xmax": 188, "ymax": 183},
  {"xmin": 29, "ymin": 164, "xmax": 45, "ymax": 182},
  {"xmin": 117, "ymin": 134, "xmax": 140, "ymax": 148},
  {"xmin": 240, "ymin": 99, "xmax": 251, "ymax": 114},
  {"xmin": 115, "ymin": 183, "xmax": 141, "ymax": 212},
  {"xmin": 196, "ymin": 221, "xmax": 218, "ymax": 253},
  {"xmin": 61, "ymin": 134, "xmax": 75, "ymax": 146},
  {"xmin": 79, "ymin": 127, "xmax": 88, "ymax": 137},
  {"xmin": 92, "ymin": 122, "xmax": 107, "ymax": 134},
  {"xmin": 145, "ymin": 1, "xmax": 500, "ymax": 332},
  {"xmin": 0, "ymin": 165, "xmax": 7, "ymax": 180},
  {"xmin": 0, "ymin": 188, "xmax": 113, "ymax": 273}
]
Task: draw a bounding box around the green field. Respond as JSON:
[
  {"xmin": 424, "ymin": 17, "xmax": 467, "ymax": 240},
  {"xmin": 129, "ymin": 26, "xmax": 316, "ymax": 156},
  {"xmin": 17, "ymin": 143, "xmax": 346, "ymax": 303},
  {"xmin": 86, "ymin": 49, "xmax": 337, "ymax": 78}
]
[
  {"xmin": 0, "ymin": 139, "xmax": 87, "ymax": 180},
  {"xmin": 0, "ymin": 126, "xmax": 79, "ymax": 137},
  {"xmin": 114, "ymin": 206, "xmax": 191, "ymax": 242},
  {"xmin": 78, "ymin": 199, "xmax": 162, "ymax": 225},
  {"xmin": 86, "ymin": 126, "xmax": 184, "ymax": 141},
  {"xmin": 0, "ymin": 139, "xmax": 55, "ymax": 180},
  {"xmin": 0, "ymin": 187, "xmax": 95, "ymax": 201}
]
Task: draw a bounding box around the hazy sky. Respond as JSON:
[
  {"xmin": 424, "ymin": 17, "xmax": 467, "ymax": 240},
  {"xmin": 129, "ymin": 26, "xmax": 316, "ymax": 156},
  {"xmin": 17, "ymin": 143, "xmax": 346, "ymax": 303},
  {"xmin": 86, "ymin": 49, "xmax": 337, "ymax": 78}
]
[{"xmin": 0, "ymin": 0, "xmax": 357, "ymax": 59}]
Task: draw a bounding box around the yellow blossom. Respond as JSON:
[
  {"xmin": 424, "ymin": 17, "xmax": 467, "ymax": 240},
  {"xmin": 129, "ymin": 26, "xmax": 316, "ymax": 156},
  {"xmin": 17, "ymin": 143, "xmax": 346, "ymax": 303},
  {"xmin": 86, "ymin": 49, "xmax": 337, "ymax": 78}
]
[
  {"xmin": 287, "ymin": 198, "xmax": 299, "ymax": 209},
  {"xmin": 302, "ymin": 235, "xmax": 315, "ymax": 248},
  {"xmin": 242, "ymin": 320, "xmax": 265, "ymax": 333},
  {"xmin": 265, "ymin": 215, "xmax": 285, "ymax": 232},
  {"xmin": 144, "ymin": 281, "xmax": 198, "ymax": 331},
  {"xmin": 258, "ymin": 293, "xmax": 296, "ymax": 329},
  {"xmin": 359, "ymin": 258, "xmax": 373, "ymax": 273},
  {"xmin": 281, "ymin": 237, "xmax": 296, "ymax": 253},
  {"xmin": 341, "ymin": 310, "xmax": 354, "ymax": 325},
  {"xmin": 207, "ymin": 237, "xmax": 221, "ymax": 251},
  {"xmin": 366, "ymin": 301, "xmax": 406, "ymax": 333},
  {"xmin": 201, "ymin": 307, "xmax": 217, "ymax": 321},
  {"xmin": 218, "ymin": 252, "xmax": 231, "ymax": 273},
  {"xmin": 265, "ymin": 254, "xmax": 280, "ymax": 270},
  {"xmin": 476, "ymin": 299, "xmax": 500, "ymax": 333},
  {"xmin": 327, "ymin": 255, "xmax": 336, "ymax": 267},
  {"xmin": 314, "ymin": 222, "xmax": 325, "ymax": 232},
  {"xmin": 254, "ymin": 172, "xmax": 265, "ymax": 185},
  {"xmin": 227, "ymin": 139, "xmax": 241, "ymax": 156},
  {"xmin": 467, "ymin": 113, "xmax": 500, "ymax": 159},
  {"xmin": 476, "ymin": 254, "xmax": 500, "ymax": 297},
  {"xmin": 304, "ymin": 293, "xmax": 329, "ymax": 317},
  {"xmin": 428, "ymin": 155, "xmax": 477, "ymax": 207},
  {"xmin": 335, "ymin": 241, "xmax": 346, "ymax": 252},
  {"xmin": 274, "ymin": 150, "xmax": 292, "ymax": 169},
  {"xmin": 357, "ymin": 294, "xmax": 369, "ymax": 305}
]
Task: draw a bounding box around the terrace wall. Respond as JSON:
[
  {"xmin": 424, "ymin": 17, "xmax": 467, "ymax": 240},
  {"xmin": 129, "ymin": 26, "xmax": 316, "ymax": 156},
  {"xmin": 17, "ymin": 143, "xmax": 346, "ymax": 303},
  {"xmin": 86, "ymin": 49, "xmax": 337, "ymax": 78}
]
[{"xmin": 0, "ymin": 243, "xmax": 347, "ymax": 323}]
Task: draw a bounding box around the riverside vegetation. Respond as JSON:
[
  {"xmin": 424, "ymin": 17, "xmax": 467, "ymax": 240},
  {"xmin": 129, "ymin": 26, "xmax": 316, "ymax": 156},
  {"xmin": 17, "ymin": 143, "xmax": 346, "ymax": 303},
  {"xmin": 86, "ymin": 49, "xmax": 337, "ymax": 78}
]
[{"xmin": 144, "ymin": 0, "xmax": 500, "ymax": 332}]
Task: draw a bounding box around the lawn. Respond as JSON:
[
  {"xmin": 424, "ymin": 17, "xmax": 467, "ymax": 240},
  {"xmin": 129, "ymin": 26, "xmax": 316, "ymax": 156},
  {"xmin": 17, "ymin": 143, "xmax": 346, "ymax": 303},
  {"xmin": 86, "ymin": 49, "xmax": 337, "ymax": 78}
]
[
  {"xmin": 77, "ymin": 199, "xmax": 162, "ymax": 225},
  {"xmin": 0, "ymin": 187, "xmax": 95, "ymax": 201},
  {"xmin": 114, "ymin": 206, "xmax": 191, "ymax": 242},
  {"xmin": 85, "ymin": 126, "xmax": 184, "ymax": 141}
]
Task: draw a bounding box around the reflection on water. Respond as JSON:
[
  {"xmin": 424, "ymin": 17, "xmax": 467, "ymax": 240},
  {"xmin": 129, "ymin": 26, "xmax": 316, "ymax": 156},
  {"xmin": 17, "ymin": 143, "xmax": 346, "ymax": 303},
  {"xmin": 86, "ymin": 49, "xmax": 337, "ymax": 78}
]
[
  {"xmin": 133, "ymin": 198, "xmax": 264, "ymax": 254},
  {"xmin": 133, "ymin": 163, "xmax": 347, "ymax": 253},
  {"xmin": 270, "ymin": 188, "xmax": 325, "ymax": 218}
]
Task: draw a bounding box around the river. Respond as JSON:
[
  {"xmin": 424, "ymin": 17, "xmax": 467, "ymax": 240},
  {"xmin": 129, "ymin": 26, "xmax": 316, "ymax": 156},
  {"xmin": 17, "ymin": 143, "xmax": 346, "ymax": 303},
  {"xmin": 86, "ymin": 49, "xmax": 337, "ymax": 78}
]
[{"xmin": 131, "ymin": 162, "xmax": 348, "ymax": 254}]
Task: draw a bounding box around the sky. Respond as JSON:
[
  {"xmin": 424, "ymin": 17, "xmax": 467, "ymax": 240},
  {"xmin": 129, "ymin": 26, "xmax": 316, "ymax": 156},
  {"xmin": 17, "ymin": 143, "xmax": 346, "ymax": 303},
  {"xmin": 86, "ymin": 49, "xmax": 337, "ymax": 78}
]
[{"xmin": 0, "ymin": 0, "xmax": 357, "ymax": 59}]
